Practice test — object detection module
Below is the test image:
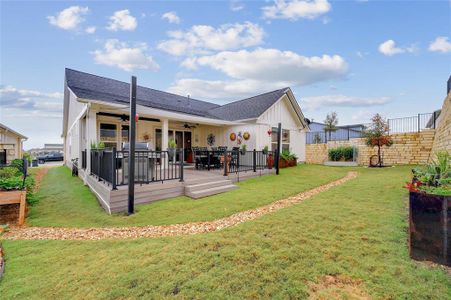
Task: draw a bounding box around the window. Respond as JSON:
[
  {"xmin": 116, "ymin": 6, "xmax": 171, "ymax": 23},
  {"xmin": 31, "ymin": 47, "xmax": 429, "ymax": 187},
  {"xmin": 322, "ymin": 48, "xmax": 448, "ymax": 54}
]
[
  {"xmin": 271, "ymin": 127, "xmax": 290, "ymax": 152},
  {"xmin": 121, "ymin": 125, "xmax": 129, "ymax": 142},
  {"xmin": 100, "ymin": 123, "xmax": 117, "ymax": 141}
]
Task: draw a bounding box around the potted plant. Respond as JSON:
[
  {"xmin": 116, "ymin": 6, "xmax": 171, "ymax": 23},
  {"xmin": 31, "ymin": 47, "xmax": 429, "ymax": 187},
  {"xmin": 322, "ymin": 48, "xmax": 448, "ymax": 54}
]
[
  {"xmin": 267, "ymin": 152, "xmax": 274, "ymax": 169},
  {"xmin": 404, "ymin": 151, "xmax": 450, "ymax": 267},
  {"xmin": 279, "ymin": 149, "xmax": 297, "ymax": 168},
  {"xmin": 262, "ymin": 145, "xmax": 269, "ymax": 155},
  {"xmin": 168, "ymin": 138, "xmax": 177, "ymax": 160},
  {"xmin": 240, "ymin": 144, "xmax": 247, "ymax": 155}
]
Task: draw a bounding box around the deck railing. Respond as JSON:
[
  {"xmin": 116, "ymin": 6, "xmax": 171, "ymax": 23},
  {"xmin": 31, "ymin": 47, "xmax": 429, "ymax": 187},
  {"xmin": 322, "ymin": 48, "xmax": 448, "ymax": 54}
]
[
  {"xmin": 90, "ymin": 148, "xmax": 183, "ymax": 189},
  {"xmin": 193, "ymin": 149, "xmax": 276, "ymax": 175},
  {"xmin": 81, "ymin": 150, "xmax": 87, "ymax": 169}
]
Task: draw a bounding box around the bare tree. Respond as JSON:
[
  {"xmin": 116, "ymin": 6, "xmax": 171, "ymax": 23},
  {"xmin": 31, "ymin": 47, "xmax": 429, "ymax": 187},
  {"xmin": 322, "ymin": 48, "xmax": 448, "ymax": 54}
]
[{"xmin": 324, "ymin": 112, "xmax": 338, "ymax": 140}]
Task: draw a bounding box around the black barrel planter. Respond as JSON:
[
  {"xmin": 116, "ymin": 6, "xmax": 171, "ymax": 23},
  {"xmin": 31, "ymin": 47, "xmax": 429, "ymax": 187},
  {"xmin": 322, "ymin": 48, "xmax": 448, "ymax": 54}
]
[{"xmin": 409, "ymin": 191, "xmax": 450, "ymax": 266}]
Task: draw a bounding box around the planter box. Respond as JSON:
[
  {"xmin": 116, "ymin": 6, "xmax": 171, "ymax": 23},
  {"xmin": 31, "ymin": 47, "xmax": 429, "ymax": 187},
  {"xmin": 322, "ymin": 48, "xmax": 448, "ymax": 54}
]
[
  {"xmin": 324, "ymin": 161, "xmax": 358, "ymax": 167},
  {"xmin": 279, "ymin": 159, "xmax": 297, "ymax": 168},
  {"xmin": 409, "ymin": 191, "xmax": 450, "ymax": 267},
  {"xmin": 0, "ymin": 190, "xmax": 27, "ymax": 225}
]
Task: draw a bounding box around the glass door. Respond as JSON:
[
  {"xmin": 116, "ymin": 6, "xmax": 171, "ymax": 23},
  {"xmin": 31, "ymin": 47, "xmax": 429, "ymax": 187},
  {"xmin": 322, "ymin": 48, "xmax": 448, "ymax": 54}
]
[{"xmin": 175, "ymin": 131, "xmax": 183, "ymax": 161}]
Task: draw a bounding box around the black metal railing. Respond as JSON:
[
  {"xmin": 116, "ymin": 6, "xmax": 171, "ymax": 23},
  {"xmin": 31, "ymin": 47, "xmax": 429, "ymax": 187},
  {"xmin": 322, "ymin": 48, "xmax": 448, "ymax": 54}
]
[
  {"xmin": 307, "ymin": 112, "xmax": 439, "ymax": 144},
  {"xmin": 90, "ymin": 148, "xmax": 183, "ymax": 189},
  {"xmin": 387, "ymin": 113, "xmax": 437, "ymax": 134},
  {"xmin": 81, "ymin": 150, "xmax": 87, "ymax": 169},
  {"xmin": 193, "ymin": 149, "xmax": 276, "ymax": 175}
]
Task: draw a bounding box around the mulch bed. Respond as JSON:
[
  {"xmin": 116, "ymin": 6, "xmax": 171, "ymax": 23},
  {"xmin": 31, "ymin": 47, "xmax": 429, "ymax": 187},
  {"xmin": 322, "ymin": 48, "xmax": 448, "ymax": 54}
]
[{"xmin": 3, "ymin": 172, "xmax": 358, "ymax": 241}]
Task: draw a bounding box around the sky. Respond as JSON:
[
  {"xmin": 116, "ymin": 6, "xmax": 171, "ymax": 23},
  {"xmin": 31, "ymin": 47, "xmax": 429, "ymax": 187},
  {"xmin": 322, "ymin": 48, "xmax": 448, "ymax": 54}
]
[{"xmin": 1, "ymin": 0, "xmax": 450, "ymax": 149}]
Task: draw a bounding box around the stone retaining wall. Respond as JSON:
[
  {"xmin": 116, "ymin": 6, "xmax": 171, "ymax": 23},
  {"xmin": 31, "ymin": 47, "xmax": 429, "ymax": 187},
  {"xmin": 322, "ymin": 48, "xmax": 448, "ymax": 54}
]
[
  {"xmin": 305, "ymin": 130, "xmax": 435, "ymax": 166},
  {"xmin": 431, "ymin": 92, "xmax": 451, "ymax": 155}
]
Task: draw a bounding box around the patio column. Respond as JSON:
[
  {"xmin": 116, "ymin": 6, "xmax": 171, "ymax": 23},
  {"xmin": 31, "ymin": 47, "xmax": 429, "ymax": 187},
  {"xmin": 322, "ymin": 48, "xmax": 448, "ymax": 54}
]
[
  {"xmin": 85, "ymin": 108, "xmax": 97, "ymax": 180},
  {"xmin": 162, "ymin": 118, "xmax": 169, "ymax": 168}
]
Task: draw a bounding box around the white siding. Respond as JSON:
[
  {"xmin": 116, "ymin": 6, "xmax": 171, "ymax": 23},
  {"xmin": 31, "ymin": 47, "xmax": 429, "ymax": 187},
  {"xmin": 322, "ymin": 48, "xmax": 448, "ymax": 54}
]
[{"xmin": 257, "ymin": 94, "xmax": 307, "ymax": 161}]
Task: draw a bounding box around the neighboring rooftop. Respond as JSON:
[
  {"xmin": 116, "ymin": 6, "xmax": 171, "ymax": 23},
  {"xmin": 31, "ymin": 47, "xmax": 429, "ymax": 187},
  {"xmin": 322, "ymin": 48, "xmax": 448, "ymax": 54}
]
[
  {"xmin": 65, "ymin": 68, "xmax": 291, "ymax": 122},
  {"xmin": 0, "ymin": 123, "xmax": 28, "ymax": 139}
]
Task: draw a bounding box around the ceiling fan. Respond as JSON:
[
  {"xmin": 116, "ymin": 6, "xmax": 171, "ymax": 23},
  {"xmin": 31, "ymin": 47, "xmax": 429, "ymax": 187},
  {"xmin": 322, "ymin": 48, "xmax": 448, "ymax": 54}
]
[{"xmin": 183, "ymin": 123, "xmax": 197, "ymax": 129}]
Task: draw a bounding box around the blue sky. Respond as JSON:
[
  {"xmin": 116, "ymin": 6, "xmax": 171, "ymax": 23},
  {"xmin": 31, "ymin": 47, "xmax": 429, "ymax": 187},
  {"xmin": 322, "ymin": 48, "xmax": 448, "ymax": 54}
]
[{"xmin": 1, "ymin": 0, "xmax": 450, "ymax": 149}]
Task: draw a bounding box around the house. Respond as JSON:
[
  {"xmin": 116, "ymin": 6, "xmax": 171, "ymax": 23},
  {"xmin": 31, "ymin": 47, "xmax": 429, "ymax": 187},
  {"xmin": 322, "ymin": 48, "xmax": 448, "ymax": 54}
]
[
  {"xmin": 28, "ymin": 143, "xmax": 64, "ymax": 157},
  {"xmin": 306, "ymin": 121, "xmax": 366, "ymax": 144},
  {"xmin": 0, "ymin": 123, "xmax": 27, "ymax": 165},
  {"xmin": 62, "ymin": 68, "xmax": 310, "ymax": 212}
]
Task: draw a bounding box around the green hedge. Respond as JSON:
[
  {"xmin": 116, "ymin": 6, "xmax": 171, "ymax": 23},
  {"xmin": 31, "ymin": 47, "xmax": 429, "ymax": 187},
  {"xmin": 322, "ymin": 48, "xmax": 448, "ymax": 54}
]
[{"xmin": 328, "ymin": 146, "xmax": 356, "ymax": 162}]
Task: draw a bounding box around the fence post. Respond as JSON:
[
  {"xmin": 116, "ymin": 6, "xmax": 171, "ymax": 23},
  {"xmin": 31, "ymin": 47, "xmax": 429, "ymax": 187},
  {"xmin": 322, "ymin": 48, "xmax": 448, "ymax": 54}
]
[
  {"xmin": 253, "ymin": 149, "xmax": 257, "ymax": 172},
  {"xmin": 98, "ymin": 150, "xmax": 101, "ymax": 181},
  {"xmin": 179, "ymin": 149, "xmax": 184, "ymax": 182},
  {"xmin": 433, "ymin": 111, "xmax": 436, "ymax": 129},
  {"xmin": 418, "ymin": 114, "xmax": 420, "ymax": 132},
  {"xmin": 111, "ymin": 148, "xmax": 117, "ymax": 190},
  {"xmin": 276, "ymin": 122, "xmax": 281, "ymax": 175},
  {"xmin": 223, "ymin": 150, "xmax": 228, "ymax": 176},
  {"xmin": 347, "ymin": 128, "xmax": 350, "ymax": 140}
]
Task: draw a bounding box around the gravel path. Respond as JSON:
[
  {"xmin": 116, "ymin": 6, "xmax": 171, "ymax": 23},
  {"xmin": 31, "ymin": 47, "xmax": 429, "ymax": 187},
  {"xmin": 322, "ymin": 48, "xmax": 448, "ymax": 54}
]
[{"xmin": 3, "ymin": 172, "xmax": 358, "ymax": 241}]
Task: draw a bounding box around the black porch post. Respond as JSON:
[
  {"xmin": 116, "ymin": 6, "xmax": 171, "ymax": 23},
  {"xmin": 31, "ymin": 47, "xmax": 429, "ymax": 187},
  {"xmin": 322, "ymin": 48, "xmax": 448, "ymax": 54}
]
[
  {"xmin": 128, "ymin": 76, "xmax": 137, "ymax": 215},
  {"xmin": 276, "ymin": 122, "xmax": 281, "ymax": 175}
]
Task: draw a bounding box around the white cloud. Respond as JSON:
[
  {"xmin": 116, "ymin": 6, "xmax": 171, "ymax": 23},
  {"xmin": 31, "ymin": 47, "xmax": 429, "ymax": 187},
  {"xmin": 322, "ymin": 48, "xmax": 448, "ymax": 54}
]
[
  {"xmin": 162, "ymin": 11, "xmax": 181, "ymax": 24},
  {"xmin": 47, "ymin": 6, "xmax": 89, "ymax": 30},
  {"xmin": 230, "ymin": 0, "xmax": 245, "ymax": 11},
  {"xmin": 107, "ymin": 9, "xmax": 137, "ymax": 31},
  {"xmin": 428, "ymin": 36, "xmax": 451, "ymax": 53},
  {"xmin": 85, "ymin": 26, "xmax": 96, "ymax": 34},
  {"xmin": 93, "ymin": 39, "xmax": 159, "ymax": 72},
  {"xmin": 183, "ymin": 48, "xmax": 348, "ymax": 85},
  {"xmin": 378, "ymin": 39, "xmax": 416, "ymax": 56},
  {"xmin": 170, "ymin": 48, "xmax": 348, "ymax": 101},
  {"xmin": 157, "ymin": 22, "xmax": 264, "ymax": 56},
  {"xmin": 302, "ymin": 94, "xmax": 391, "ymax": 109},
  {"xmin": 0, "ymin": 85, "xmax": 63, "ymax": 116},
  {"xmin": 262, "ymin": 0, "xmax": 331, "ymax": 21}
]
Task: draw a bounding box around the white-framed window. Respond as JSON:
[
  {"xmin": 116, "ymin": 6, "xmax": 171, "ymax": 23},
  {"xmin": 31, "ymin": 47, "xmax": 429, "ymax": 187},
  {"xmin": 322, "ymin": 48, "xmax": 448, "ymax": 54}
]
[{"xmin": 271, "ymin": 127, "xmax": 290, "ymax": 152}]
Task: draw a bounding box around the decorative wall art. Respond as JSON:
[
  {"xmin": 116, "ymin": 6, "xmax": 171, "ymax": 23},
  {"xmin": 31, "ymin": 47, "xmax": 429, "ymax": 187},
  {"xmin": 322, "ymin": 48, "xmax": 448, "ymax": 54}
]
[
  {"xmin": 230, "ymin": 132, "xmax": 236, "ymax": 141},
  {"xmin": 243, "ymin": 132, "xmax": 250, "ymax": 140},
  {"xmin": 207, "ymin": 133, "xmax": 215, "ymax": 146},
  {"xmin": 237, "ymin": 131, "xmax": 243, "ymax": 145}
]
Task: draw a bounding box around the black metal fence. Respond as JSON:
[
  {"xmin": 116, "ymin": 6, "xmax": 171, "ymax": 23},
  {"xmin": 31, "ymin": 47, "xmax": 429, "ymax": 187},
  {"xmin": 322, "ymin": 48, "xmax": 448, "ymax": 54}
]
[
  {"xmin": 307, "ymin": 112, "xmax": 439, "ymax": 144},
  {"xmin": 81, "ymin": 150, "xmax": 87, "ymax": 169},
  {"xmin": 90, "ymin": 149, "xmax": 183, "ymax": 189},
  {"xmin": 193, "ymin": 149, "xmax": 276, "ymax": 175}
]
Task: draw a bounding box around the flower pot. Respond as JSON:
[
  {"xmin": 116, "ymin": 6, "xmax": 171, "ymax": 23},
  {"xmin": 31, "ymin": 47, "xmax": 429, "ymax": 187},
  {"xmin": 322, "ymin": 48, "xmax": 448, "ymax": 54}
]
[
  {"xmin": 409, "ymin": 191, "xmax": 450, "ymax": 267},
  {"xmin": 266, "ymin": 154, "xmax": 274, "ymax": 169}
]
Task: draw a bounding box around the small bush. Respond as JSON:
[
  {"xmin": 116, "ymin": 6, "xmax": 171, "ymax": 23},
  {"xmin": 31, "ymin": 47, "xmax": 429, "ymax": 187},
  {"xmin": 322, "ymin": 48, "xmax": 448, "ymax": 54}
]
[
  {"xmin": 280, "ymin": 149, "xmax": 297, "ymax": 161},
  {"xmin": 328, "ymin": 146, "xmax": 355, "ymax": 161},
  {"xmin": 0, "ymin": 166, "xmax": 21, "ymax": 178}
]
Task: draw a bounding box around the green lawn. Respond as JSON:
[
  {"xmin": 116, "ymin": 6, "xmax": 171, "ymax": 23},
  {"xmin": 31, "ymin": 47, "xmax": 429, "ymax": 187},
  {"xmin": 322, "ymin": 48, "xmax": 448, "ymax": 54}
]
[
  {"xmin": 1, "ymin": 165, "xmax": 450, "ymax": 299},
  {"xmin": 27, "ymin": 165, "xmax": 348, "ymax": 227}
]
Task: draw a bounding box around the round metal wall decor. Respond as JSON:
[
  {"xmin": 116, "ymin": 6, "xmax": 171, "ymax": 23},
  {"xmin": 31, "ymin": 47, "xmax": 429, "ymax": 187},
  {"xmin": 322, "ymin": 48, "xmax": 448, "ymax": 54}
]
[
  {"xmin": 230, "ymin": 132, "xmax": 236, "ymax": 141},
  {"xmin": 243, "ymin": 132, "xmax": 250, "ymax": 140},
  {"xmin": 207, "ymin": 133, "xmax": 215, "ymax": 146}
]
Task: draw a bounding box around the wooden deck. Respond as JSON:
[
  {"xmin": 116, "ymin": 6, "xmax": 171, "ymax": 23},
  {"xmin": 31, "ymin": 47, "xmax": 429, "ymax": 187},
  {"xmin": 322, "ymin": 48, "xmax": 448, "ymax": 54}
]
[{"xmin": 80, "ymin": 166, "xmax": 275, "ymax": 213}]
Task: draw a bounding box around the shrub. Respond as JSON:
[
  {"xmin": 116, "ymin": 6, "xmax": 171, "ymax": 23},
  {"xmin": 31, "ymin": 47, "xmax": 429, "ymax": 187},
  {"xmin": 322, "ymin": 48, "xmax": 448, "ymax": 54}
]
[
  {"xmin": 0, "ymin": 166, "xmax": 21, "ymax": 178},
  {"xmin": 280, "ymin": 149, "xmax": 297, "ymax": 161},
  {"xmin": 328, "ymin": 146, "xmax": 355, "ymax": 161},
  {"xmin": 409, "ymin": 151, "xmax": 450, "ymax": 196}
]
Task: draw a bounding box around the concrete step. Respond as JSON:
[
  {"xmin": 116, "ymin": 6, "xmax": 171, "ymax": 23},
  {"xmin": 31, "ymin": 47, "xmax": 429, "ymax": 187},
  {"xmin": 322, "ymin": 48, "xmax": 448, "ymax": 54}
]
[
  {"xmin": 186, "ymin": 184, "xmax": 237, "ymax": 199},
  {"xmin": 185, "ymin": 180, "xmax": 232, "ymax": 193}
]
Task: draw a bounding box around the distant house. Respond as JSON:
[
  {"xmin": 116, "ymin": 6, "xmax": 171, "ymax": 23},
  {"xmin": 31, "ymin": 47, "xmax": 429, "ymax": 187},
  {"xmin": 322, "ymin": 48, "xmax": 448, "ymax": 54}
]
[
  {"xmin": 28, "ymin": 143, "xmax": 64, "ymax": 157},
  {"xmin": 0, "ymin": 123, "xmax": 27, "ymax": 165},
  {"xmin": 306, "ymin": 122, "xmax": 365, "ymax": 144}
]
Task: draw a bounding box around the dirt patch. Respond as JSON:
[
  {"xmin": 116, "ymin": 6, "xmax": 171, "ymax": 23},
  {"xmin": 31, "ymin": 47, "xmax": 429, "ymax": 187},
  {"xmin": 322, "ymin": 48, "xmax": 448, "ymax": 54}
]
[
  {"xmin": 4, "ymin": 172, "xmax": 358, "ymax": 241},
  {"xmin": 32, "ymin": 167, "xmax": 49, "ymax": 192},
  {"xmin": 308, "ymin": 275, "xmax": 370, "ymax": 300}
]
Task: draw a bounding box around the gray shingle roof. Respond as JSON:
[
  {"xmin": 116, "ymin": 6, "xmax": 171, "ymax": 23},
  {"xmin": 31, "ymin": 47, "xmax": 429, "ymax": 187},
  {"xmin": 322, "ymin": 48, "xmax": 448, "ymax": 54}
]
[
  {"xmin": 207, "ymin": 88, "xmax": 289, "ymax": 121},
  {"xmin": 65, "ymin": 68, "xmax": 289, "ymax": 121}
]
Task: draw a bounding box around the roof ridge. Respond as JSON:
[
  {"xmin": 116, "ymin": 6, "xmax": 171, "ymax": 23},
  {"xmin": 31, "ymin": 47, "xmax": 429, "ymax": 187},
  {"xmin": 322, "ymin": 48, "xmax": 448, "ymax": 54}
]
[
  {"xmin": 65, "ymin": 68, "xmax": 218, "ymax": 107},
  {"xmin": 212, "ymin": 87, "xmax": 289, "ymax": 110}
]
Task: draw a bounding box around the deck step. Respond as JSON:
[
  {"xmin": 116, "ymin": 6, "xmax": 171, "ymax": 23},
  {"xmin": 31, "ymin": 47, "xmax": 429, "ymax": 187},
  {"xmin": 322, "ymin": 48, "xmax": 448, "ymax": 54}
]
[
  {"xmin": 186, "ymin": 184, "xmax": 237, "ymax": 199},
  {"xmin": 185, "ymin": 180, "xmax": 232, "ymax": 193}
]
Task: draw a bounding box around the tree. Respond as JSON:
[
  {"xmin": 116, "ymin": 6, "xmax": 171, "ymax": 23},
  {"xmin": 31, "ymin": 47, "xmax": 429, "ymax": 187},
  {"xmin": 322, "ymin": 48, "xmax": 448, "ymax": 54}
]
[
  {"xmin": 363, "ymin": 113, "xmax": 393, "ymax": 167},
  {"xmin": 324, "ymin": 112, "xmax": 338, "ymax": 140}
]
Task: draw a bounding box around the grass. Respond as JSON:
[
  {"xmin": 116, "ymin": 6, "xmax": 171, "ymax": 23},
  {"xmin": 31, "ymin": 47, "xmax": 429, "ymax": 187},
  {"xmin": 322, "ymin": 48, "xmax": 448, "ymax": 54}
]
[
  {"xmin": 27, "ymin": 165, "xmax": 348, "ymax": 227},
  {"xmin": 1, "ymin": 165, "xmax": 450, "ymax": 299}
]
